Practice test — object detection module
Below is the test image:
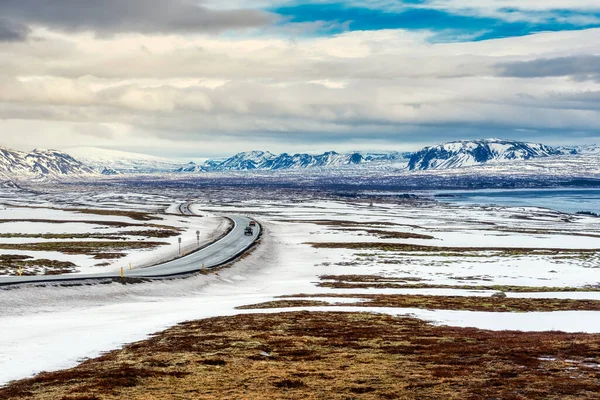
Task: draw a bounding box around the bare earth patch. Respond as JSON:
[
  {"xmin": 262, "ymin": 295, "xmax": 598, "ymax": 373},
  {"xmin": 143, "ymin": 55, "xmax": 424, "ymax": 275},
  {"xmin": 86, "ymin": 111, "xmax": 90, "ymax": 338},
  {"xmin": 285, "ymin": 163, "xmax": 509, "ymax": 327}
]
[{"xmin": 2, "ymin": 312, "xmax": 600, "ymax": 400}]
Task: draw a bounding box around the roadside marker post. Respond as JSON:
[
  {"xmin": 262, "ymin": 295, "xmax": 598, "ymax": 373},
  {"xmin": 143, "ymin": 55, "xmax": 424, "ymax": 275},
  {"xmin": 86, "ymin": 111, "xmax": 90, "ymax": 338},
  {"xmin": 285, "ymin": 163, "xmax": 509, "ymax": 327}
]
[
  {"xmin": 178, "ymin": 237, "xmax": 182, "ymax": 255},
  {"xmin": 120, "ymin": 267, "xmax": 124, "ymax": 278},
  {"xmin": 18, "ymin": 266, "xmax": 22, "ymax": 276},
  {"xmin": 202, "ymin": 263, "xmax": 205, "ymax": 272},
  {"xmin": 196, "ymin": 230, "xmax": 200, "ymax": 247},
  {"xmin": 129, "ymin": 263, "xmax": 132, "ymax": 270}
]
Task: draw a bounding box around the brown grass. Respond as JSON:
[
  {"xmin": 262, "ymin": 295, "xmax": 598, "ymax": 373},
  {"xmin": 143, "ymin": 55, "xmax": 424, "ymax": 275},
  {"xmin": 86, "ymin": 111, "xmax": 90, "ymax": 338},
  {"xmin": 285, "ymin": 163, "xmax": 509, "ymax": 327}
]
[
  {"xmin": 307, "ymin": 242, "xmax": 600, "ymax": 255},
  {"xmin": 277, "ymin": 219, "xmax": 404, "ymax": 227},
  {"xmin": 2, "ymin": 312, "xmax": 600, "ymax": 399},
  {"xmin": 0, "ymin": 219, "xmax": 180, "ymax": 231},
  {"xmin": 317, "ymin": 276, "xmax": 600, "ymax": 292},
  {"xmin": 0, "ymin": 204, "xmax": 161, "ymax": 222},
  {"xmin": 337, "ymin": 228, "xmax": 434, "ymax": 240},
  {"xmin": 240, "ymin": 294, "xmax": 600, "ymax": 312},
  {"xmin": 482, "ymin": 227, "xmax": 600, "ymax": 239},
  {"xmin": 69, "ymin": 209, "xmax": 159, "ymax": 222},
  {"xmin": 0, "ymin": 230, "xmax": 180, "ymax": 240},
  {"xmin": 0, "ymin": 255, "xmax": 77, "ymax": 276},
  {"xmin": 237, "ymin": 300, "xmax": 332, "ymax": 309},
  {"xmin": 321, "ymin": 274, "xmax": 426, "ymax": 283},
  {"xmin": 0, "ymin": 241, "xmax": 168, "ymax": 258}
]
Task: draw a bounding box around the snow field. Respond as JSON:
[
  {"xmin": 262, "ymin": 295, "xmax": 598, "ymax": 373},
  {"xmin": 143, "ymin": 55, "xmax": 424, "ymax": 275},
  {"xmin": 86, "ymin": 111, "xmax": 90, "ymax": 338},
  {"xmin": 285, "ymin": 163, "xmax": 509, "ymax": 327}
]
[
  {"xmin": 0, "ymin": 202, "xmax": 226, "ymax": 275},
  {"xmin": 1, "ymin": 196, "xmax": 600, "ymax": 385}
]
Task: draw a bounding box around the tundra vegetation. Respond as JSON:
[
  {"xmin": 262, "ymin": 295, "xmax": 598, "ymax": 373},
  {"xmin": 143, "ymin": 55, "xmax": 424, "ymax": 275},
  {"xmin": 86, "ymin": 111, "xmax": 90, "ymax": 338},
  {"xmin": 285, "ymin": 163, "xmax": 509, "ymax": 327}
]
[
  {"xmin": 2, "ymin": 195, "xmax": 600, "ymax": 398},
  {"xmin": 2, "ymin": 312, "xmax": 600, "ymax": 399},
  {"xmin": 0, "ymin": 206, "xmax": 183, "ymax": 275}
]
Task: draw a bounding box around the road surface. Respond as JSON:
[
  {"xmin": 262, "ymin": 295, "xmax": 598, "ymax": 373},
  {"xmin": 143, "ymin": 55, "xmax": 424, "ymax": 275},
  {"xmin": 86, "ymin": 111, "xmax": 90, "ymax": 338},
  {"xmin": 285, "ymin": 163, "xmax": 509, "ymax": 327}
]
[
  {"xmin": 0, "ymin": 213, "xmax": 260, "ymax": 286},
  {"xmin": 179, "ymin": 202, "xmax": 195, "ymax": 216}
]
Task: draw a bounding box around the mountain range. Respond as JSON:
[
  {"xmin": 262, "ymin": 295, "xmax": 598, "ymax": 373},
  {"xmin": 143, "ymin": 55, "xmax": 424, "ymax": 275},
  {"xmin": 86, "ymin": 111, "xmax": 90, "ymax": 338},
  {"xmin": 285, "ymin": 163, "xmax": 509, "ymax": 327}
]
[
  {"xmin": 66, "ymin": 147, "xmax": 187, "ymax": 174},
  {"xmin": 178, "ymin": 150, "xmax": 409, "ymax": 173},
  {"xmin": 1, "ymin": 139, "xmax": 599, "ymax": 179},
  {"xmin": 0, "ymin": 147, "xmax": 94, "ymax": 178},
  {"xmin": 407, "ymin": 139, "xmax": 562, "ymax": 171}
]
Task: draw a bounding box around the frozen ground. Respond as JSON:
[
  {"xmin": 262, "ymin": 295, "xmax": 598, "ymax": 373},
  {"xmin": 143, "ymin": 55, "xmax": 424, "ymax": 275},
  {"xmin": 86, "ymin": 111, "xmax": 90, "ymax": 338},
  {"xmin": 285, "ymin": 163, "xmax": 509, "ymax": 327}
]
[
  {"xmin": 1, "ymin": 187, "xmax": 600, "ymax": 385},
  {"xmin": 0, "ymin": 195, "xmax": 225, "ymax": 275}
]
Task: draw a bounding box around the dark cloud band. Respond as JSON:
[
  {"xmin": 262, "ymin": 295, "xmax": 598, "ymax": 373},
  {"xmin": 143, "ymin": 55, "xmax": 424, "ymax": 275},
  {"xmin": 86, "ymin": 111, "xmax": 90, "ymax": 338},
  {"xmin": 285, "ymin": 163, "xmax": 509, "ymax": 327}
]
[
  {"xmin": 498, "ymin": 55, "xmax": 600, "ymax": 81},
  {"xmin": 0, "ymin": 0, "xmax": 275, "ymax": 38},
  {"xmin": 0, "ymin": 18, "xmax": 30, "ymax": 41}
]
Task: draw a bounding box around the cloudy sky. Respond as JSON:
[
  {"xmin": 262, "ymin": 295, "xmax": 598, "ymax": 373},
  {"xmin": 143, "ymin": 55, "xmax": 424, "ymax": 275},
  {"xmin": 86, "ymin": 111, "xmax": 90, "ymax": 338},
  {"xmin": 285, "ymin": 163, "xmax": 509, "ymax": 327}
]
[{"xmin": 1, "ymin": 0, "xmax": 600, "ymax": 158}]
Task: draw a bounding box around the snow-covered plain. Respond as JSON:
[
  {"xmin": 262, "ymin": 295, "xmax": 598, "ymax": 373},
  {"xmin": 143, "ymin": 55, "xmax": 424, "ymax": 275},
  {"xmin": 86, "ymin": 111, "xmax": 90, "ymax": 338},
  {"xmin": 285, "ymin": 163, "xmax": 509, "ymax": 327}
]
[
  {"xmin": 0, "ymin": 197, "xmax": 226, "ymax": 275},
  {"xmin": 1, "ymin": 188, "xmax": 600, "ymax": 385}
]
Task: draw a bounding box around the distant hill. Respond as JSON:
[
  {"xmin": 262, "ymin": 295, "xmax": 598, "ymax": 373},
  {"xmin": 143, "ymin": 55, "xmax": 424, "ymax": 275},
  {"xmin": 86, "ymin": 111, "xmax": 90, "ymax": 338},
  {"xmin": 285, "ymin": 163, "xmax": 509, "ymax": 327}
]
[
  {"xmin": 556, "ymin": 144, "xmax": 600, "ymax": 155},
  {"xmin": 408, "ymin": 139, "xmax": 561, "ymax": 171},
  {"xmin": 66, "ymin": 147, "xmax": 187, "ymax": 174},
  {"xmin": 0, "ymin": 147, "xmax": 95, "ymax": 177},
  {"xmin": 3, "ymin": 139, "xmax": 598, "ymax": 178},
  {"xmin": 186, "ymin": 150, "xmax": 410, "ymax": 172}
]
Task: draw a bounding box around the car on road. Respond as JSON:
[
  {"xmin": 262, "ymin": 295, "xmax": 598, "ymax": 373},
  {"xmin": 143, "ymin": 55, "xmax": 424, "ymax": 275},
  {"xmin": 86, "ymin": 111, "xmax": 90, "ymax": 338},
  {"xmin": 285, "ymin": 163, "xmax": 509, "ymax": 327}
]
[
  {"xmin": 244, "ymin": 226, "xmax": 253, "ymax": 236},
  {"xmin": 249, "ymin": 221, "xmax": 256, "ymax": 227}
]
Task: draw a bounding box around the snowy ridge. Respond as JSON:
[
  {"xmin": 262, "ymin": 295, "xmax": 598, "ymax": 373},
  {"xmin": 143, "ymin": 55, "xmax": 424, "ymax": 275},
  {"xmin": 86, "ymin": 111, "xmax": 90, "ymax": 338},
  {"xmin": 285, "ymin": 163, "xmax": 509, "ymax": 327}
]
[
  {"xmin": 557, "ymin": 144, "xmax": 600, "ymax": 155},
  {"xmin": 0, "ymin": 147, "xmax": 33, "ymax": 174},
  {"xmin": 3, "ymin": 140, "xmax": 600, "ymax": 177},
  {"xmin": 408, "ymin": 139, "xmax": 561, "ymax": 171},
  {"xmin": 189, "ymin": 150, "xmax": 409, "ymax": 172},
  {"xmin": 0, "ymin": 147, "xmax": 95, "ymax": 177},
  {"xmin": 67, "ymin": 147, "xmax": 186, "ymax": 174}
]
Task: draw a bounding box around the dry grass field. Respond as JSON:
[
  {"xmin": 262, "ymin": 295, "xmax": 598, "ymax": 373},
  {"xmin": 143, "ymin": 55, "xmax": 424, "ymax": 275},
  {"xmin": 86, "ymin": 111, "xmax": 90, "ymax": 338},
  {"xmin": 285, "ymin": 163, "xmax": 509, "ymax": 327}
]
[{"xmin": 2, "ymin": 311, "xmax": 600, "ymax": 399}]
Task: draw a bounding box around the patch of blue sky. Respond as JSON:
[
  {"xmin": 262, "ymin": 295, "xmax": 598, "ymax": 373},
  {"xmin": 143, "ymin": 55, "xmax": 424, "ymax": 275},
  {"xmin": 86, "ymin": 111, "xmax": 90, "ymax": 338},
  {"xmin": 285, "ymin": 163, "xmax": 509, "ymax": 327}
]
[{"xmin": 272, "ymin": 3, "xmax": 600, "ymax": 42}]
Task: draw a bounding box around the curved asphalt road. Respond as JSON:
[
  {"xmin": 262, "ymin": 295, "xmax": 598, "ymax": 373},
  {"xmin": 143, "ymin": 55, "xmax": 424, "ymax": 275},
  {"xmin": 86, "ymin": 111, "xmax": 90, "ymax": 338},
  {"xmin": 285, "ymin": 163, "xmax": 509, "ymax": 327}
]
[{"xmin": 0, "ymin": 212, "xmax": 260, "ymax": 286}]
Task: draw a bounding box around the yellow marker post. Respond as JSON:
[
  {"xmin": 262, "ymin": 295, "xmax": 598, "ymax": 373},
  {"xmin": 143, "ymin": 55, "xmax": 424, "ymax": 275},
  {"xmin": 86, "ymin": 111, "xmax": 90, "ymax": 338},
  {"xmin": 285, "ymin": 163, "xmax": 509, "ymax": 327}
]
[
  {"xmin": 129, "ymin": 263, "xmax": 132, "ymax": 270},
  {"xmin": 202, "ymin": 263, "xmax": 205, "ymax": 272},
  {"xmin": 18, "ymin": 266, "xmax": 22, "ymax": 276},
  {"xmin": 120, "ymin": 267, "xmax": 124, "ymax": 278}
]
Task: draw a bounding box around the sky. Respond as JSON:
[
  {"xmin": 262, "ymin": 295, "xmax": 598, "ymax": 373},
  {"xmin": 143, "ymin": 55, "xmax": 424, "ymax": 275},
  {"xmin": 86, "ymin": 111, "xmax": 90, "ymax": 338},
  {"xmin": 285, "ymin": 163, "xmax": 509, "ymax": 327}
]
[{"xmin": 0, "ymin": 0, "xmax": 600, "ymax": 158}]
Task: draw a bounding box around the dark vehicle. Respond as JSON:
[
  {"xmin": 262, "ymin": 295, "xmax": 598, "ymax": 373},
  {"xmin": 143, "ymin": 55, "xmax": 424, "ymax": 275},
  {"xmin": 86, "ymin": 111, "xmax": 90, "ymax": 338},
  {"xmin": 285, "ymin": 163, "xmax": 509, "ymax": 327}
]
[
  {"xmin": 244, "ymin": 226, "xmax": 253, "ymax": 236},
  {"xmin": 249, "ymin": 221, "xmax": 256, "ymax": 227}
]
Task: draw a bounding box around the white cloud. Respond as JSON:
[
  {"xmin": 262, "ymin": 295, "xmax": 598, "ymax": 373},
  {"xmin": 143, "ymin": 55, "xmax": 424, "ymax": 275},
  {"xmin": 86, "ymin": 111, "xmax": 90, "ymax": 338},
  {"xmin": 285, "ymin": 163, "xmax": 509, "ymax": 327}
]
[{"xmin": 1, "ymin": 27, "xmax": 600, "ymax": 155}]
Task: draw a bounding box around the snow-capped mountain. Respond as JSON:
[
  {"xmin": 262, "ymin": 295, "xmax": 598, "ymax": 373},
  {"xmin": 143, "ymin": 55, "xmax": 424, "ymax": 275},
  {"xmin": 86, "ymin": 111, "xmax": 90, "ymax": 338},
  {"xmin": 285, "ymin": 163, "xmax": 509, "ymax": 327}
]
[
  {"xmin": 66, "ymin": 147, "xmax": 187, "ymax": 174},
  {"xmin": 557, "ymin": 144, "xmax": 600, "ymax": 155},
  {"xmin": 215, "ymin": 151, "xmax": 276, "ymax": 171},
  {"xmin": 3, "ymin": 139, "xmax": 597, "ymax": 178},
  {"xmin": 175, "ymin": 162, "xmax": 207, "ymax": 173},
  {"xmin": 0, "ymin": 147, "xmax": 31, "ymax": 174},
  {"xmin": 0, "ymin": 147, "xmax": 94, "ymax": 177},
  {"xmin": 193, "ymin": 150, "xmax": 409, "ymax": 172},
  {"xmin": 26, "ymin": 149, "xmax": 95, "ymax": 175},
  {"xmin": 408, "ymin": 139, "xmax": 561, "ymax": 171},
  {"xmin": 577, "ymin": 144, "xmax": 600, "ymax": 154}
]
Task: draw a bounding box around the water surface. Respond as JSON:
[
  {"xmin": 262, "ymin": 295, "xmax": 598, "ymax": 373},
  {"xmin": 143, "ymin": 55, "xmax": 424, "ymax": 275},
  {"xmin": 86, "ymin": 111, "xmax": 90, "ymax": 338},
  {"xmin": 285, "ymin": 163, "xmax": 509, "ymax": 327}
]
[{"xmin": 434, "ymin": 188, "xmax": 600, "ymax": 215}]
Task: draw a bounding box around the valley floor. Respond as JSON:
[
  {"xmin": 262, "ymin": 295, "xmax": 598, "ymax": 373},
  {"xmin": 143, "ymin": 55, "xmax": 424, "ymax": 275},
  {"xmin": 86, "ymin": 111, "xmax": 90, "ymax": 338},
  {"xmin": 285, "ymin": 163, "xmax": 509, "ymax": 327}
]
[
  {"xmin": 4, "ymin": 312, "xmax": 600, "ymax": 399},
  {"xmin": 1, "ymin": 186, "xmax": 600, "ymax": 397}
]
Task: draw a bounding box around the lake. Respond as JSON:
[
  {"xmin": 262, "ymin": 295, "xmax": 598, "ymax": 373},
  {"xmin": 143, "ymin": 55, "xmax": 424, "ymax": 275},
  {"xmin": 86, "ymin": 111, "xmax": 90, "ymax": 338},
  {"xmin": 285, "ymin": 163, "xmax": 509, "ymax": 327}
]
[{"xmin": 433, "ymin": 188, "xmax": 600, "ymax": 215}]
